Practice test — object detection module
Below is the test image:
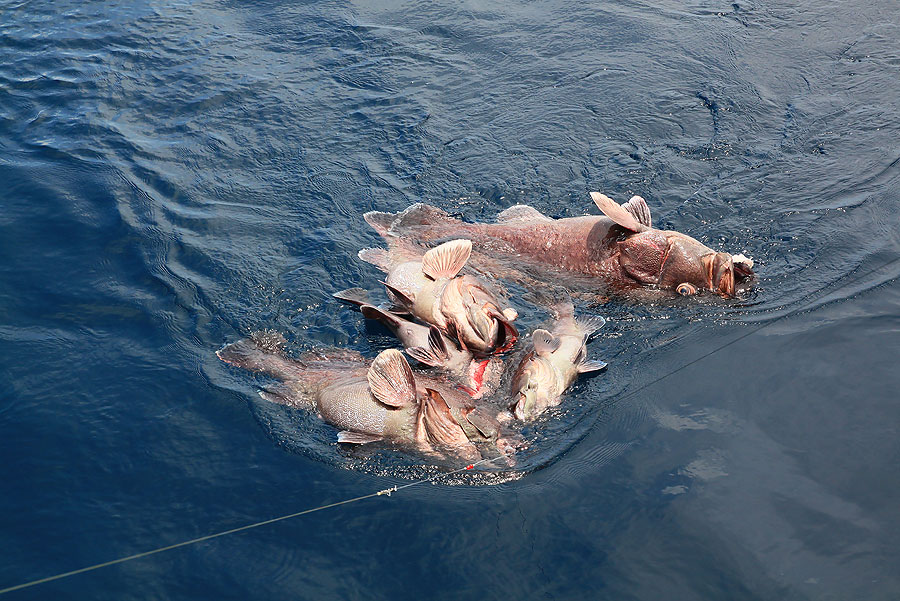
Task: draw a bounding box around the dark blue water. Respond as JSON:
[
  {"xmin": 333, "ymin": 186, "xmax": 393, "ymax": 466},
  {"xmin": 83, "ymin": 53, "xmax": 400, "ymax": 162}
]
[{"xmin": 2, "ymin": 1, "xmax": 899, "ymax": 598}]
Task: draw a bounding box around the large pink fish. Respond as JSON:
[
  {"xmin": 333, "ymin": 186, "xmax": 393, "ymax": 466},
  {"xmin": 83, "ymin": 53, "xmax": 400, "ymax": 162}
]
[
  {"xmin": 364, "ymin": 193, "xmax": 754, "ymax": 299},
  {"xmin": 217, "ymin": 332, "xmax": 518, "ymax": 462}
]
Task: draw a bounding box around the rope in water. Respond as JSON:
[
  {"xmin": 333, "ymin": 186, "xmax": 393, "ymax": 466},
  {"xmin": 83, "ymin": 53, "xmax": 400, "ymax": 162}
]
[{"xmin": 2, "ymin": 255, "xmax": 897, "ymax": 596}]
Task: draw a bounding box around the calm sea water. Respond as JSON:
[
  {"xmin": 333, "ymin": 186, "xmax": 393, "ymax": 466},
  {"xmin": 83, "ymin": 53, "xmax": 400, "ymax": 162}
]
[{"xmin": 2, "ymin": 1, "xmax": 899, "ymax": 599}]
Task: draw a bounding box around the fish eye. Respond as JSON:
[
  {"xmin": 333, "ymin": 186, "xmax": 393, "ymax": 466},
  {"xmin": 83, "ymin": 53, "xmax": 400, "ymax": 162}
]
[{"xmin": 676, "ymin": 282, "xmax": 698, "ymax": 296}]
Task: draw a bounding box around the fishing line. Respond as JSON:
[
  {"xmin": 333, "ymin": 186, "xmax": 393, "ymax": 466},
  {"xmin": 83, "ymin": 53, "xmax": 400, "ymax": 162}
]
[
  {"xmin": 2, "ymin": 255, "xmax": 897, "ymax": 596},
  {"xmin": 0, "ymin": 455, "xmax": 502, "ymax": 596}
]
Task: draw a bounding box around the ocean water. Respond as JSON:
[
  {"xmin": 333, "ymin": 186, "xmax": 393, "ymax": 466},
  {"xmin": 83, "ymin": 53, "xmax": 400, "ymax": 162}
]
[{"xmin": 1, "ymin": 1, "xmax": 899, "ymax": 599}]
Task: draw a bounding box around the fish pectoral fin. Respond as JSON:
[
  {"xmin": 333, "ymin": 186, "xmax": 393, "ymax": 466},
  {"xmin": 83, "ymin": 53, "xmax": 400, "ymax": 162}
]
[
  {"xmin": 532, "ymin": 329, "xmax": 561, "ymax": 356},
  {"xmin": 590, "ymin": 192, "xmax": 650, "ymax": 233},
  {"xmin": 577, "ymin": 359, "xmax": 608, "ymax": 373},
  {"xmin": 337, "ymin": 431, "xmax": 383, "ymax": 444},
  {"xmin": 383, "ymin": 282, "xmax": 415, "ymax": 308},
  {"xmin": 360, "ymin": 304, "xmax": 403, "ymax": 330},
  {"xmin": 421, "ymin": 239, "xmax": 472, "ymax": 280},
  {"xmin": 405, "ymin": 326, "xmax": 452, "ymax": 366},
  {"xmin": 496, "ymin": 204, "xmax": 553, "ymax": 224},
  {"xmin": 368, "ymin": 349, "xmax": 418, "ymax": 407},
  {"xmin": 621, "ymin": 195, "xmax": 652, "ymax": 229},
  {"xmin": 333, "ymin": 287, "xmax": 371, "ymax": 308},
  {"xmin": 575, "ymin": 314, "xmax": 606, "ymax": 339},
  {"xmin": 406, "ymin": 346, "xmax": 445, "ymax": 367},
  {"xmin": 465, "ymin": 408, "xmax": 499, "ymax": 439},
  {"xmin": 421, "ymin": 389, "xmax": 479, "ymax": 459}
]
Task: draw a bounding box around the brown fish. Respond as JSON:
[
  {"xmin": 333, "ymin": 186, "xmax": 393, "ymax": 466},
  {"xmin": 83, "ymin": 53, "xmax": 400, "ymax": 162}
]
[
  {"xmin": 333, "ymin": 287, "xmax": 504, "ymax": 399},
  {"xmin": 363, "ymin": 193, "xmax": 754, "ymax": 298},
  {"xmin": 510, "ymin": 299, "xmax": 607, "ymax": 421},
  {"xmin": 357, "ymin": 238, "xmax": 519, "ymax": 355},
  {"xmin": 217, "ymin": 333, "xmax": 517, "ymax": 462}
]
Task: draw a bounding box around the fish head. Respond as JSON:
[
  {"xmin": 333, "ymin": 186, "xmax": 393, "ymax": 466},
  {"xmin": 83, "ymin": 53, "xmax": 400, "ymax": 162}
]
[
  {"xmin": 618, "ymin": 230, "xmax": 753, "ymax": 298},
  {"xmin": 657, "ymin": 232, "xmax": 754, "ymax": 297},
  {"xmin": 592, "ymin": 192, "xmax": 753, "ymax": 298},
  {"xmin": 510, "ymin": 354, "xmax": 558, "ymax": 422},
  {"xmin": 441, "ymin": 277, "xmax": 518, "ymax": 355}
]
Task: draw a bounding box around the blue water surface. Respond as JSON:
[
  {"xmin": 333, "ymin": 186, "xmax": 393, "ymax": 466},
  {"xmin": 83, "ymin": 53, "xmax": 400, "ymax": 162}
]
[{"xmin": 2, "ymin": 1, "xmax": 899, "ymax": 599}]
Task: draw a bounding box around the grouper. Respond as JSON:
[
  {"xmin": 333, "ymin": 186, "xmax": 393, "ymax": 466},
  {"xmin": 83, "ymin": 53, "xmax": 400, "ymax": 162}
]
[
  {"xmin": 333, "ymin": 287, "xmax": 505, "ymax": 399},
  {"xmin": 363, "ymin": 193, "xmax": 755, "ymax": 299},
  {"xmin": 217, "ymin": 332, "xmax": 519, "ymax": 462},
  {"xmin": 510, "ymin": 299, "xmax": 608, "ymax": 421},
  {"xmin": 357, "ymin": 238, "xmax": 519, "ymax": 355}
]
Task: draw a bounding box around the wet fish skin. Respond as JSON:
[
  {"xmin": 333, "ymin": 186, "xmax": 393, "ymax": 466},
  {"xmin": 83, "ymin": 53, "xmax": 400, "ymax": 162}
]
[
  {"xmin": 364, "ymin": 193, "xmax": 754, "ymax": 299},
  {"xmin": 218, "ymin": 336, "xmax": 514, "ymax": 461},
  {"xmin": 359, "ymin": 239, "xmax": 519, "ymax": 355},
  {"xmin": 332, "ymin": 288, "xmax": 503, "ymax": 398},
  {"xmin": 510, "ymin": 301, "xmax": 607, "ymax": 422}
]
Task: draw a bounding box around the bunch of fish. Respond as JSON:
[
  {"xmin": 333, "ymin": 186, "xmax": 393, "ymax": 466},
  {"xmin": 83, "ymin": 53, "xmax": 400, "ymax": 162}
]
[{"xmin": 218, "ymin": 192, "xmax": 754, "ymax": 466}]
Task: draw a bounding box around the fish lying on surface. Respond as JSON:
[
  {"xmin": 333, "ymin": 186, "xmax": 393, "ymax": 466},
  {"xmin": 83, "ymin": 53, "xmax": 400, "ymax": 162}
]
[
  {"xmin": 217, "ymin": 332, "xmax": 519, "ymax": 463},
  {"xmin": 510, "ymin": 297, "xmax": 607, "ymax": 421},
  {"xmin": 357, "ymin": 238, "xmax": 519, "ymax": 355},
  {"xmin": 333, "ymin": 287, "xmax": 505, "ymax": 399},
  {"xmin": 363, "ymin": 193, "xmax": 755, "ymax": 299}
]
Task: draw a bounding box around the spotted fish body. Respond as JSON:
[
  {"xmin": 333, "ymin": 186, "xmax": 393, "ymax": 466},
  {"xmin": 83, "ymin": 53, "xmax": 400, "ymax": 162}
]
[{"xmin": 217, "ymin": 333, "xmax": 515, "ymax": 461}]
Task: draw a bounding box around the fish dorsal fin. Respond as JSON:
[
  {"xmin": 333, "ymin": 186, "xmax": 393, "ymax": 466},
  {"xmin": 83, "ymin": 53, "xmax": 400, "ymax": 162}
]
[
  {"xmin": 532, "ymin": 329, "xmax": 560, "ymax": 356},
  {"xmin": 622, "ymin": 195, "xmax": 652, "ymax": 229},
  {"xmin": 405, "ymin": 326, "xmax": 452, "ymax": 367},
  {"xmin": 337, "ymin": 431, "xmax": 383, "ymax": 444},
  {"xmin": 363, "ymin": 211, "xmax": 395, "ymax": 237},
  {"xmin": 577, "ymin": 358, "xmax": 608, "ymax": 373},
  {"xmin": 590, "ymin": 192, "xmax": 650, "ymax": 233},
  {"xmin": 421, "ymin": 239, "xmax": 471, "ymax": 280},
  {"xmin": 367, "ymin": 349, "xmax": 417, "ymax": 407},
  {"xmin": 496, "ymin": 205, "xmax": 553, "ymax": 224}
]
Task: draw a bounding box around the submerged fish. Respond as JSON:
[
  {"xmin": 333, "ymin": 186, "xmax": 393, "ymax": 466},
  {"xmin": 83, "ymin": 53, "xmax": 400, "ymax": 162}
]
[
  {"xmin": 510, "ymin": 298, "xmax": 608, "ymax": 421},
  {"xmin": 357, "ymin": 238, "xmax": 519, "ymax": 355},
  {"xmin": 333, "ymin": 287, "xmax": 504, "ymax": 399},
  {"xmin": 217, "ymin": 332, "xmax": 518, "ymax": 463},
  {"xmin": 363, "ymin": 193, "xmax": 755, "ymax": 299}
]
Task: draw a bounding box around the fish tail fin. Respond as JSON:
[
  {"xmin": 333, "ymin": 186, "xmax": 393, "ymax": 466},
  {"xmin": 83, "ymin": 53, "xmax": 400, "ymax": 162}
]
[
  {"xmin": 358, "ymin": 248, "xmax": 392, "ymax": 272},
  {"xmin": 363, "ymin": 211, "xmax": 396, "ymax": 238}
]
